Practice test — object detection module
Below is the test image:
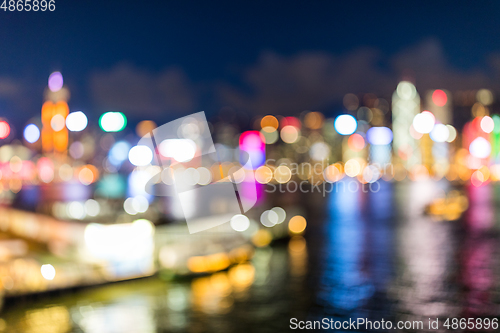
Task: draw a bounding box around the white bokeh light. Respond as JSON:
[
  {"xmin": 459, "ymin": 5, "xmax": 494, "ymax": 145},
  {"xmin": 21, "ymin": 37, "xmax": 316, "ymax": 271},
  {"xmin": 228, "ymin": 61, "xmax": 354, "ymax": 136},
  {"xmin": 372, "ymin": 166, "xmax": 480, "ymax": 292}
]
[
  {"xmin": 41, "ymin": 264, "xmax": 56, "ymax": 280},
  {"xmin": 230, "ymin": 214, "xmax": 250, "ymax": 232},
  {"xmin": 334, "ymin": 115, "xmax": 357, "ymax": 135},
  {"xmin": 66, "ymin": 111, "xmax": 88, "ymax": 132},
  {"xmin": 128, "ymin": 145, "xmax": 153, "ymax": 166},
  {"xmin": 469, "ymin": 137, "xmax": 491, "ymax": 159},
  {"xmin": 412, "ymin": 111, "xmax": 435, "ymax": 134},
  {"xmin": 481, "ymin": 116, "xmax": 494, "ymax": 133},
  {"xmin": 429, "ymin": 124, "xmax": 450, "ymax": 143}
]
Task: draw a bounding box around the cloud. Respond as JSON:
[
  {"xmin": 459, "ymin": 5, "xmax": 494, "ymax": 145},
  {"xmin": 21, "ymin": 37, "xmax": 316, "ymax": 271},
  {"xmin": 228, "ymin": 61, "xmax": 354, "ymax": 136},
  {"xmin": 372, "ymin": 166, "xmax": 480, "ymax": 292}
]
[
  {"xmin": 217, "ymin": 48, "xmax": 392, "ymax": 114},
  {"xmin": 216, "ymin": 39, "xmax": 500, "ymax": 114},
  {"xmin": 90, "ymin": 63, "xmax": 196, "ymax": 118},
  {"xmin": 88, "ymin": 40, "xmax": 500, "ymax": 119},
  {"xmin": 392, "ymin": 39, "xmax": 494, "ymax": 91},
  {"xmin": 0, "ymin": 77, "xmax": 40, "ymax": 119}
]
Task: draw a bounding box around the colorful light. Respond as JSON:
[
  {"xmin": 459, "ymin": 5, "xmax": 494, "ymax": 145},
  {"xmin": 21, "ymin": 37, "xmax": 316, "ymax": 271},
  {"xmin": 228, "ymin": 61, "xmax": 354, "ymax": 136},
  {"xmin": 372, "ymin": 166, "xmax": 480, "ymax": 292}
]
[
  {"xmin": 66, "ymin": 111, "xmax": 88, "ymax": 132},
  {"xmin": 288, "ymin": 215, "xmax": 307, "ymax": 234},
  {"xmin": 280, "ymin": 116, "xmax": 301, "ymax": 129},
  {"xmin": 230, "ymin": 214, "xmax": 250, "ymax": 232},
  {"xmin": 37, "ymin": 157, "xmax": 54, "ymax": 183},
  {"xmin": 78, "ymin": 165, "xmax": 98, "ymax": 185},
  {"xmin": 348, "ymin": 133, "xmax": 365, "ymax": 151},
  {"xmin": 239, "ymin": 131, "xmax": 266, "ymax": 169},
  {"xmin": 50, "ymin": 114, "xmax": 65, "ymax": 131},
  {"xmin": 128, "ymin": 145, "xmax": 154, "ymax": 166},
  {"xmin": 240, "ymin": 131, "xmax": 265, "ymax": 151},
  {"xmin": 432, "ymin": 89, "xmax": 447, "ymax": 107},
  {"xmin": 412, "ymin": 111, "xmax": 435, "ymax": 134},
  {"xmin": 309, "ymin": 142, "xmax": 330, "ymax": 160},
  {"xmin": 477, "ymin": 89, "xmax": 493, "ymax": 106},
  {"xmin": 429, "ymin": 124, "xmax": 450, "ymax": 143},
  {"xmin": 304, "ymin": 111, "xmax": 324, "ymax": 129},
  {"xmin": 41, "ymin": 264, "xmax": 56, "ymax": 280},
  {"xmin": 48, "ymin": 72, "xmax": 63, "ymax": 92},
  {"xmin": 446, "ymin": 125, "xmax": 457, "ymax": 142},
  {"xmin": 84, "ymin": 220, "xmax": 154, "ymax": 276},
  {"xmin": 469, "ymin": 137, "xmax": 491, "ymax": 159},
  {"xmin": 99, "ymin": 112, "xmax": 127, "ymax": 132},
  {"xmin": 0, "ymin": 121, "xmax": 10, "ymax": 139},
  {"xmin": 109, "ymin": 141, "xmax": 131, "ymax": 166},
  {"xmin": 480, "ymin": 116, "xmax": 494, "ymax": 133},
  {"xmin": 260, "ymin": 115, "xmax": 279, "ymax": 130},
  {"xmin": 159, "ymin": 139, "xmax": 196, "ymax": 162},
  {"xmin": 280, "ymin": 126, "xmax": 300, "ymax": 144},
  {"xmin": 366, "ymin": 127, "xmax": 393, "ymax": 145},
  {"xmin": 136, "ymin": 120, "xmax": 157, "ymax": 137},
  {"xmin": 24, "ymin": 124, "xmax": 40, "ymax": 143},
  {"xmin": 396, "ymin": 81, "xmax": 417, "ymax": 99},
  {"xmin": 334, "ymin": 114, "xmax": 357, "ymax": 135}
]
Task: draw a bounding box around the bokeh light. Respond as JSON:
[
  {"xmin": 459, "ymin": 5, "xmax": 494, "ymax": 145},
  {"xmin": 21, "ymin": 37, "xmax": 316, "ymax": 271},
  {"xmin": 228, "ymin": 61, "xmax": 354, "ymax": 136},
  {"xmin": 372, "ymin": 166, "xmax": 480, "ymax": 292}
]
[
  {"xmin": 476, "ymin": 89, "xmax": 493, "ymax": 105},
  {"xmin": 429, "ymin": 124, "xmax": 450, "ymax": 143},
  {"xmin": 24, "ymin": 124, "xmax": 40, "ymax": 143},
  {"xmin": 412, "ymin": 111, "xmax": 435, "ymax": 134},
  {"xmin": 432, "ymin": 89, "xmax": 447, "ymax": 106},
  {"xmin": 99, "ymin": 112, "xmax": 127, "ymax": 132},
  {"xmin": 51, "ymin": 114, "xmax": 66, "ymax": 131},
  {"xmin": 348, "ymin": 134, "xmax": 365, "ymax": 151},
  {"xmin": 66, "ymin": 111, "xmax": 88, "ymax": 132},
  {"xmin": 0, "ymin": 121, "xmax": 10, "ymax": 139},
  {"xmin": 136, "ymin": 120, "xmax": 157, "ymax": 137},
  {"xmin": 260, "ymin": 115, "xmax": 279, "ymax": 130},
  {"xmin": 48, "ymin": 72, "xmax": 63, "ymax": 92},
  {"xmin": 288, "ymin": 216, "xmax": 307, "ymax": 234},
  {"xmin": 128, "ymin": 145, "xmax": 154, "ymax": 166},
  {"xmin": 280, "ymin": 126, "xmax": 300, "ymax": 143},
  {"xmin": 159, "ymin": 139, "xmax": 196, "ymax": 162},
  {"xmin": 469, "ymin": 137, "xmax": 491, "ymax": 159},
  {"xmin": 366, "ymin": 127, "xmax": 392, "ymax": 145},
  {"xmin": 230, "ymin": 214, "xmax": 250, "ymax": 232},
  {"xmin": 304, "ymin": 112, "xmax": 324, "ymax": 130},
  {"xmin": 446, "ymin": 125, "xmax": 457, "ymax": 142},
  {"xmin": 334, "ymin": 115, "xmax": 357, "ymax": 135},
  {"xmin": 41, "ymin": 264, "xmax": 56, "ymax": 280},
  {"xmin": 480, "ymin": 116, "xmax": 494, "ymax": 133}
]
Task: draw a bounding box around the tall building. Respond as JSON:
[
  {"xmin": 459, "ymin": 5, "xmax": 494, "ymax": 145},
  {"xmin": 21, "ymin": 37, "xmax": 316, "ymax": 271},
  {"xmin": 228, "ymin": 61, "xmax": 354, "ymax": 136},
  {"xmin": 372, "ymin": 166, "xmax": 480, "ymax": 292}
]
[
  {"xmin": 41, "ymin": 72, "xmax": 70, "ymax": 154},
  {"xmin": 426, "ymin": 89, "xmax": 452, "ymax": 177},
  {"xmin": 392, "ymin": 81, "xmax": 421, "ymax": 168},
  {"xmin": 427, "ymin": 89, "xmax": 451, "ymax": 125}
]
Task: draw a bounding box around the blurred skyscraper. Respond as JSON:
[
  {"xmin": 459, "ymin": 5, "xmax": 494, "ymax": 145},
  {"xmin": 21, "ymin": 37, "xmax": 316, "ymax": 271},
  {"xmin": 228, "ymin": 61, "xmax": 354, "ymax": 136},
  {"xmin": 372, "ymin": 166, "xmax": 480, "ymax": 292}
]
[{"xmin": 392, "ymin": 81, "xmax": 421, "ymax": 168}]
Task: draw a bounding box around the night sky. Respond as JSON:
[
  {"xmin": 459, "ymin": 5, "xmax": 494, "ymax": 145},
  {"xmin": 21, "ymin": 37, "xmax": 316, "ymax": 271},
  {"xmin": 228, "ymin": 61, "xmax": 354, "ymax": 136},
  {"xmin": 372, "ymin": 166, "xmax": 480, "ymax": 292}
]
[{"xmin": 1, "ymin": 1, "xmax": 500, "ymax": 125}]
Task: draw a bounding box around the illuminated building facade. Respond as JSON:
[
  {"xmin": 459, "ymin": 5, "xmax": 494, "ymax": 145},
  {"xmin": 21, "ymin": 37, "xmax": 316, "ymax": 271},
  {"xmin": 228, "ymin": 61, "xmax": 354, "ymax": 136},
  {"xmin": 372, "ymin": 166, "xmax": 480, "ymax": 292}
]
[
  {"xmin": 426, "ymin": 89, "xmax": 452, "ymax": 177},
  {"xmin": 41, "ymin": 72, "xmax": 70, "ymax": 154},
  {"xmin": 392, "ymin": 81, "xmax": 421, "ymax": 168}
]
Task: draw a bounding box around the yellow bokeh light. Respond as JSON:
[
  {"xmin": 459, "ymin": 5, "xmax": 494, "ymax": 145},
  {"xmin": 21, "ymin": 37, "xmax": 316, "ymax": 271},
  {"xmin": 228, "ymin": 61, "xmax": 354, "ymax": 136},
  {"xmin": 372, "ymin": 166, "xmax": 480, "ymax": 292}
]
[
  {"xmin": 255, "ymin": 166, "xmax": 273, "ymax": 184},
  {"xmin": 78, "ymin": 165, "xmax": 98, "ymax": 185},
  {"xmin": 280, "ymin": 126, "xmax": 299, "ymax": 144},
  {"xmin": 344, "ymin": 159, "xmax": 361, "ymax": 177},
  {"xmin": 304, "ymin": 112, "xmax": 324, "ymax": 130},
  {"xmin": 324, "ymin": 164, "xmax": 342, "ymax": 183},
  {"xmin": 288, "ymin": 215, "xmax": 307, "ymax": 234},
  {"xmin": 136, "ymin": 120, "xmax": 157, "ymax": 137},
  {"xmin": 260, "ymin": 115, "xmax": 279, "ymax": 130},
  {"xmin": 274, "ymin": 165, "xmax": 292, "ymax": 183},
  {"xmin": 251, "ymin": 229, "xmax": 272, "ymax": 247}
]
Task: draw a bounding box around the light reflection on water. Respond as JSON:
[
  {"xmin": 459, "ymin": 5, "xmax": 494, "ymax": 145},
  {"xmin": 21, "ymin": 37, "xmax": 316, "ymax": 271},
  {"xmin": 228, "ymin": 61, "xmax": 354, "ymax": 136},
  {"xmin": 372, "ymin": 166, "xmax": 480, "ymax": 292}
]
[{"xmin": 2, "ymin": 180, "xmax": 500, "ymax": 332}]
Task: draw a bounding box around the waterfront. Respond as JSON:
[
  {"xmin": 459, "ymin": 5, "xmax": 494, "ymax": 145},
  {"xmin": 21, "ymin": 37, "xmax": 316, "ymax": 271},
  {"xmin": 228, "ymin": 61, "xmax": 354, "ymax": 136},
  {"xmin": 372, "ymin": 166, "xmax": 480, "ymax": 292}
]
[{"xmin": 1, "ymin": 180, "xmax": 498, "ymax": 332}]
